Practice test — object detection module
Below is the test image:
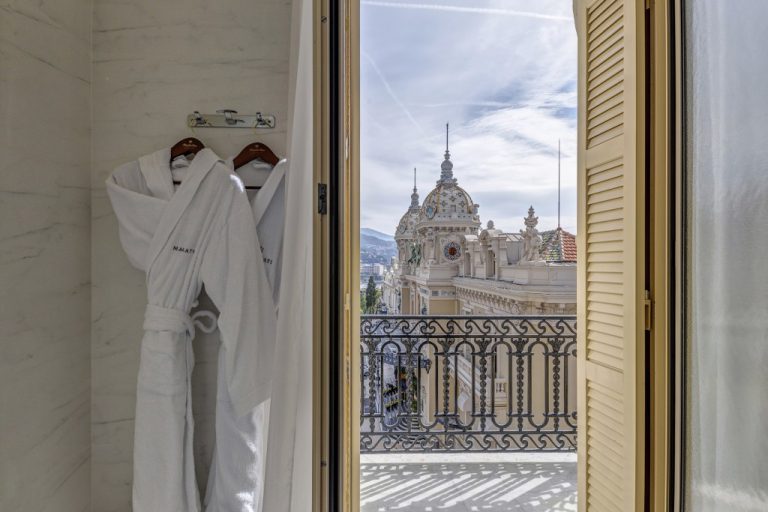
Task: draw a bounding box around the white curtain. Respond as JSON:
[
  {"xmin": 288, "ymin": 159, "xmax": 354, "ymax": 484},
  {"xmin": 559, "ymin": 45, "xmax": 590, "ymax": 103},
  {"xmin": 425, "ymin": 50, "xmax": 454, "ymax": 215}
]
[
  {"xmin": 686, "ymin": 1, "xmax": 768, "ymax": 510},
  {"xmin": 262, "ymin": 0, "xmax": 313, "ymax": 508}
]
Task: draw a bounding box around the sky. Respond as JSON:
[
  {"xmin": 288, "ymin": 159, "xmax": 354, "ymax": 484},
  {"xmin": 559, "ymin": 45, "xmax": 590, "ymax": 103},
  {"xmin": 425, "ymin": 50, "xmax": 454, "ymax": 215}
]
[{"xmin": 360, "ymin": 0, "xmax": 577, "ymax": 236}]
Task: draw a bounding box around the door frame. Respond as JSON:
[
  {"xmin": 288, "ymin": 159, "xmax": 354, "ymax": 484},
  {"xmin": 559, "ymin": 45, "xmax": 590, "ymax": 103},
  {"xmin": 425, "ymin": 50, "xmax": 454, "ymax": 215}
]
[
  {"xmin": 647, "ymin": 0, "xmax": 682, "ymax": 510},
  {"xmin": 648, "ymin": 0, "xmax": 676, "ymax": 510},
  {"xmin": 668, "ymin": 0, "xmax": 687, "ymax": 510},
  {"xmin": 315, "ymin": 0, "xmax": 678, "ymax": 510},
  {"xmin": 316, "ymin": 0, "xmax": 360, "ymax": 510}
]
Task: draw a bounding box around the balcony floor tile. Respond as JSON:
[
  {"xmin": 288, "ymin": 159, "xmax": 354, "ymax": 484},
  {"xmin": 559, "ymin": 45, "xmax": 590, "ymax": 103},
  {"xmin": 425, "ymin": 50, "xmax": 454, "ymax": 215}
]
[{"xmin": 361, "ymin": 454, "xmax": 576, "ymax": 512}]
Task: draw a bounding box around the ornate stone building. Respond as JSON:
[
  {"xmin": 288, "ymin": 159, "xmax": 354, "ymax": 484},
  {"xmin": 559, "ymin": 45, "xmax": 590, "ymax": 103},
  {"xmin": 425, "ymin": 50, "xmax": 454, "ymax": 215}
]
[{"xmin": 382, "ymin": 136, "xmax": 576, "ymax": 316}]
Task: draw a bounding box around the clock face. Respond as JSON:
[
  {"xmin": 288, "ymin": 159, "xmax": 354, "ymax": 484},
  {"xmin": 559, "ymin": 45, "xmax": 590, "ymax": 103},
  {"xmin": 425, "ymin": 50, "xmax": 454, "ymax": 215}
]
[
  {"xmin": 443, "ymin": 241, "xmax": 461, "ymax": 261},
  {"xmin": 425, "ymin": 205, "xmax": 436, "ymax": 219}
]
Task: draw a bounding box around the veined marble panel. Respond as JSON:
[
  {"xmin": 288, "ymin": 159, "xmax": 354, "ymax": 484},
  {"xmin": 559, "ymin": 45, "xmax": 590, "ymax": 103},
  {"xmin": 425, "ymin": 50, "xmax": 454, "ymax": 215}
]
[
  {"xmin": 0, "ymin": 1, "xmax": 92, "ymax": 511},
  {"xmin": 91, "ymin": 0, "xmax": 291, "ymax": 509}
]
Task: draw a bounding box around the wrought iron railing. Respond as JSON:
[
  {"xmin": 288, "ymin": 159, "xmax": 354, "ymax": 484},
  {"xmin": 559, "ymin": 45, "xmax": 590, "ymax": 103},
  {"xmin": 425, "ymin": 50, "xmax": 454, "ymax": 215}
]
[{"xmin": 360, "ymin": 315, "xmax": 577, "ymax": 452}]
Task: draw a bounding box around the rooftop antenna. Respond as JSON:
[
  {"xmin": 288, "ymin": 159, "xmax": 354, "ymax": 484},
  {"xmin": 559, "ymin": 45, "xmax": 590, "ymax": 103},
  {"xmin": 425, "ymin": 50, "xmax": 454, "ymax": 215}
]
[
  {"xmin": 557, "ymin": 139, "xmax": 561, "ymax": 230},
  {"xmin": 414, "ymin": 167, "xmax": 417, "ymax": 190},
  {"xmin": 446, "ymin": 122, "xmax": 449, "ymax": 153}
]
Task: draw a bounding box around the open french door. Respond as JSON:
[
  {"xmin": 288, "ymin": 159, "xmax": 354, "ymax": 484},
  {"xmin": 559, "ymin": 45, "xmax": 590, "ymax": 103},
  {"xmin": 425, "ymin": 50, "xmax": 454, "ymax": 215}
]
[{"xmin": 575, "ymin": 0, "xmax": 649, "ymax": 510}]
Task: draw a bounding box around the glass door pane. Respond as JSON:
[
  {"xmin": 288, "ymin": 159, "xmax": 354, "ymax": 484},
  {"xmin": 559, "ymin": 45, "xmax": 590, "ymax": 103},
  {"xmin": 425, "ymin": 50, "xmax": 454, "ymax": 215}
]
[{"xmin": 684, "ymin": 2, "xmax": 768, "ymax": 510}]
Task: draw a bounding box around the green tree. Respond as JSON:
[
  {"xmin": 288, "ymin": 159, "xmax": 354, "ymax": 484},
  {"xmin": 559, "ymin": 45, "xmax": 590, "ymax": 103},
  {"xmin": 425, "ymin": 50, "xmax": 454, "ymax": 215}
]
[
  {"xmin": 364, "ymin": 276, "xmax": 378, "ymax": 313},
  {"xmin": 359, "ymin": 289, "xmax": 367, "ymax": 313}
]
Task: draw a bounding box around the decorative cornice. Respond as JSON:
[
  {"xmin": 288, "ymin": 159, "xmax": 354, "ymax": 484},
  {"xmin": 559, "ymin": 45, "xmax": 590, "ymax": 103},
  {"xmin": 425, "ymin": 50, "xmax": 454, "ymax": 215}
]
[{"xmin": 452, "ymin": 277, "xmax": 576, "ymax": 303}]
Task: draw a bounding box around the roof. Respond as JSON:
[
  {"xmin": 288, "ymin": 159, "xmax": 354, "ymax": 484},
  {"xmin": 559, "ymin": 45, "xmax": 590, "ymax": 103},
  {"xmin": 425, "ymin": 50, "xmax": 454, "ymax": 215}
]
[
  {"xmin": 421, "ymin": 181, "xmax": 476, "ymax": 218},
  {"xmin": 540, "ymin": 228, "xmax": 577, "ymax": 263},
  {"xmin": 415, "ymin": 141, "xmax": 481, "ymax": 227},
  {"xmin": 395, "ymin": 208, "xmax": 419, "ymax": 239}
]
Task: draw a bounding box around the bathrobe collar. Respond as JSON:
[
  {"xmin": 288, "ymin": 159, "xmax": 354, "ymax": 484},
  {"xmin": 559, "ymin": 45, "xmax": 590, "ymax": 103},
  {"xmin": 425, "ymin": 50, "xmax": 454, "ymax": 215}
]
[
  {"xmin": 250, "ymin": 159, "xmax": 287, "ymax": 225},
  {"xmin": 138, "ymin": 147, "xmax": 222, "ymax": 274},
  {"xmin": 138, "ymin": 148, "xmax": 175, "ymax": 201}
]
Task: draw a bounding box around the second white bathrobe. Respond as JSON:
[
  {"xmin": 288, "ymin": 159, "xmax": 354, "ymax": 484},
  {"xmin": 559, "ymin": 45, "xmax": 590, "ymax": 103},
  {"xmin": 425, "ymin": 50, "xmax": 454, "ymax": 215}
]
[{"xmin": 204, "ymin": 159, "xmax": 287, "ymax": 512}]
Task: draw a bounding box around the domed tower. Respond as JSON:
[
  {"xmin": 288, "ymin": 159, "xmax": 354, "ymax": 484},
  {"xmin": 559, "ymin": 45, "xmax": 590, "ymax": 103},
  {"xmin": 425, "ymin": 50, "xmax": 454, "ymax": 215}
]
[
  {"xmin": 395, "ymin": 168, "xmax": 421, "ymax": 273},
  {"xmin": 414, "ymin": 124, "xmax": 482, "ymax": 270}
]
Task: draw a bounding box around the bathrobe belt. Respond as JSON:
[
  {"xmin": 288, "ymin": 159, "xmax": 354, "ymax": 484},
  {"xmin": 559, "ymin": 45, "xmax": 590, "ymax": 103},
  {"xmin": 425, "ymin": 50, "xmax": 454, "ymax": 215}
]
[
  {"xmin": 144, "ymin": 304, "xmax": 196, "ymax": 337},
  {"xmin": 144, "ymin": 304, "xmax": 218, "ymax": 340}
]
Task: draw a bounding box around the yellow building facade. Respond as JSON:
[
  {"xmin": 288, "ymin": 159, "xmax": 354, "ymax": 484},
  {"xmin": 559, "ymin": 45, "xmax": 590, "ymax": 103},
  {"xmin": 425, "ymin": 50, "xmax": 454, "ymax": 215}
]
[{"xmin": 382, "ymin": 140, "xmax": 577, "ymax": 317}]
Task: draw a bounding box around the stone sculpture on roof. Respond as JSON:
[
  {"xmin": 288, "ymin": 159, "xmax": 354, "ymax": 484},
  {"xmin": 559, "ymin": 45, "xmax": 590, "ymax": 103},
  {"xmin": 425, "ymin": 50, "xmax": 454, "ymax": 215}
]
[{"xmin": 520, "ymin": 206, "xmax": 544, "ymax": 262}]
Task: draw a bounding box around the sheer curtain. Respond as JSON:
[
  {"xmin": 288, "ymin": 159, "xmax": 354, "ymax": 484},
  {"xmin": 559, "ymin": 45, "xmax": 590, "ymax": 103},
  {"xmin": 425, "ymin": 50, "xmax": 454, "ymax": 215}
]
[
  {"xmin": 685, "ymin": 1, "xmax": 768, "ymax": 510},
  {"xmin": 262, "ymin": 0, "xmax": 313, "ymax": 508}
]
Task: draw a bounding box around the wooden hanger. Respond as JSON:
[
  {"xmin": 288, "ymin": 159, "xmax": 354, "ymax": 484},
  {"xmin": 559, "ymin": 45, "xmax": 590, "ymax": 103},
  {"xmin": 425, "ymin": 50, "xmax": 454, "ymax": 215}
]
[
  {"xmin": 233, "ymin": 142, "xmax": 280, "ymax": 169},
  {"xmin": 233, "ymin": 142, "xmax": 280, "ymax": 190},
  {"xmin": 170, "ymin": 137, "xmax": 205, "ymax": 185},
  {"xmin": 170, "ymin": 137, "xmax": 205, "ymax": 161}
]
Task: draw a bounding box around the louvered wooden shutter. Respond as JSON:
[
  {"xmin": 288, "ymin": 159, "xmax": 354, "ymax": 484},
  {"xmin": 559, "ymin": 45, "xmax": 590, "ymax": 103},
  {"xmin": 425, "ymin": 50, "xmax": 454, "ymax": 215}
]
[{"xmin": 576, "ymin": 0, "xmax": 645, "ymax": 510}]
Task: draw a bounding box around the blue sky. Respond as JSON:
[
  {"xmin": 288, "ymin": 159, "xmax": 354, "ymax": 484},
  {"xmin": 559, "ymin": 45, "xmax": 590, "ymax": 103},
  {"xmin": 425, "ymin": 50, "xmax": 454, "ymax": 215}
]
[{"xmin": 360, "ymin": 0, "xmax": 577, "ymax": 235}]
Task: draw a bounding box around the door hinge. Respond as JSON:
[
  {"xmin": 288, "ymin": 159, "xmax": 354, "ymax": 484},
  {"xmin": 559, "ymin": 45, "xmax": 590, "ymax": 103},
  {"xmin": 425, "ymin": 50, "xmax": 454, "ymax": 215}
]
[
  {"xmin": 317, "ymin": 183, "xmax": 328, "ymax": 215},
  {"xmin": 644, "ymin": 290, "xmax": 652, "ymax": 331}
]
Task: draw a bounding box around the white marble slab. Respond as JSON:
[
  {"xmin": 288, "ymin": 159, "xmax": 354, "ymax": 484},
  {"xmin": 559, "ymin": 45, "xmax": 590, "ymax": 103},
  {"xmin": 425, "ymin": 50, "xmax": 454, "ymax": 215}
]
[
  {"xmin": 91, "ymin": 0, "xmax": 291, "ymax": 509},
  {"xmin": 0, "ymin": 1, "xmax": 92, "ymax": 511}
]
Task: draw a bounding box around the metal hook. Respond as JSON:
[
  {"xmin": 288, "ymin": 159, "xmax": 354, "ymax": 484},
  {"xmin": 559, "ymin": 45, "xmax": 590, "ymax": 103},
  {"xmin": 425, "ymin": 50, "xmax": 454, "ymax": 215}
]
[
  {"xmin": 255, "ymin": 112, "xmax": 268, "ymax": 128},
  {"xmin": 216, "ymin": 109, "xmax": 243, "ymax": 126}
]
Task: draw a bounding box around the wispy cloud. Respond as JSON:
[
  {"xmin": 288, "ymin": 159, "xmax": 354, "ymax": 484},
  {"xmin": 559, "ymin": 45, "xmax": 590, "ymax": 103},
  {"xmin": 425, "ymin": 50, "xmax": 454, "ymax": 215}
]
[
  {"xmin": 361, "ymin": 1, "xmax": 572, "ymax": 21},
  {"xmin": 362, "ymin": 52, "xmax": 424, "ymax": 134},
  {"xmin": 361, "ymin": 0, "xmax": 577, "ymax": 234}
]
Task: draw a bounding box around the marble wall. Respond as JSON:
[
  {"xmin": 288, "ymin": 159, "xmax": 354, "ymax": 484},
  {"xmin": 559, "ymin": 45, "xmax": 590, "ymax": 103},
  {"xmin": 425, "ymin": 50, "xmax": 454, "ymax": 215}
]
[
  {"xmin": 90, "ymin": 0, "xmax": 291, "ymax": 510},
  {"xmin": 0, "ymin": 2, "xmax": 92, "ymax": 511}
]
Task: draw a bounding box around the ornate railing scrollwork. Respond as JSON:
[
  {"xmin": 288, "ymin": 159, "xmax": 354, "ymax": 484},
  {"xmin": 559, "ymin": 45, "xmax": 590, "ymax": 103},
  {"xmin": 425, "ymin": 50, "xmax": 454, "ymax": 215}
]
[{"xmin": 360, "ymin": 315, "xmax": 577, "ymax": 452}]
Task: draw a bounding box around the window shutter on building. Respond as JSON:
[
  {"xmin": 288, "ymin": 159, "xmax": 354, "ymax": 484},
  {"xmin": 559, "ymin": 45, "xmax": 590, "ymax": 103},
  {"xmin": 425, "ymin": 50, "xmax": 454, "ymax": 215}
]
[{"xmin": 576, "ymin": 0, "xmax": 645, "ymax": 511}]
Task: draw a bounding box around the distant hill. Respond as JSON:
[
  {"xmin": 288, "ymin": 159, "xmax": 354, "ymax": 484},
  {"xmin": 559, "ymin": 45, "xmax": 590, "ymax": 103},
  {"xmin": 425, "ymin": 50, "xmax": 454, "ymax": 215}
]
[
  {"xmin": 361, "ymin": 227, "xmax": 394, "ymax": 242},
  {"xmin": 361, "ymin": 233, "xmax": 393, "ymax": 248},
  {"xmin": 360, "ymin": 227, "xmax": 397, "ymax": 265}
]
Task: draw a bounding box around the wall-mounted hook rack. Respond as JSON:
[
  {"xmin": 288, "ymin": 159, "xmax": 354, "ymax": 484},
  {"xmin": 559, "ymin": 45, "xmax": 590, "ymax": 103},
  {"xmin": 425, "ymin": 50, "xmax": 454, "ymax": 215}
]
[{"xmin": 187, "ymin": 109, "xmax": 276, "ymax": 129}]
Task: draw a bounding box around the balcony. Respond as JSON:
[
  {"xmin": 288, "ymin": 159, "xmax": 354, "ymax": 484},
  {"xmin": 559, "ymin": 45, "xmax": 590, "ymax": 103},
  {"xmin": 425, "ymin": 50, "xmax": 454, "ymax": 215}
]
[{"xmin": 360, "ymin": 315, "xmax": 577, "ymax": 510}]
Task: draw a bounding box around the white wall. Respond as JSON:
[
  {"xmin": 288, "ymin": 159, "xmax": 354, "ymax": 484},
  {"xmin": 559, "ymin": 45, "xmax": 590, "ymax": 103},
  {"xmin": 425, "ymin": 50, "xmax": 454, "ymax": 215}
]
[
  {"xmin": 0, "ymin": 2, "xmax": 92, "ymax": 511},
  {"xmin": 90, "ymin": 1, "xmax": 291, "ymax": 510}
]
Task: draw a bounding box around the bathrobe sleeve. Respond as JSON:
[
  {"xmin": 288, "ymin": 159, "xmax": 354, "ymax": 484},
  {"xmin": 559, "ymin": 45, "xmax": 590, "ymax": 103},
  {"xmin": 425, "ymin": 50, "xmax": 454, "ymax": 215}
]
[{"xmin": 201, "ymin": 189, "xmax": 277, "ymax": 417}]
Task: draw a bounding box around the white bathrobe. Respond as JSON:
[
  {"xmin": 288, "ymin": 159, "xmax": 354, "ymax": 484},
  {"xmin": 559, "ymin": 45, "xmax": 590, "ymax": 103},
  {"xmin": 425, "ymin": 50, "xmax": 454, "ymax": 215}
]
[
  {"xmin": 247, "ymin": 159, "xmax": 286, "ymax": 305},
  {"xmin": 204, "ymin": 159, "xmax": 287, "ymax": 512},
  {"xmin": 106, "ymin": 148, "xmax": 276, "ymax": 512}
]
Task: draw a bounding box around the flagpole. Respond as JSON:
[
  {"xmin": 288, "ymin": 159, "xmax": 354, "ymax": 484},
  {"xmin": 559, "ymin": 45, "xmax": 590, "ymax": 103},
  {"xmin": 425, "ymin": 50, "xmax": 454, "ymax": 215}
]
[{"xmin": 557, "ymin": 139, "xmax": 561, "ymax": 230}]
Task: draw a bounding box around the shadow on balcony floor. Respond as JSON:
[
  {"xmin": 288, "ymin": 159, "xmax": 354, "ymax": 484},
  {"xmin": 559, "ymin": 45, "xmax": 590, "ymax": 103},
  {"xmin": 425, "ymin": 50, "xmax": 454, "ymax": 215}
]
[{"xmin": 361, "ymin": 454, "xmax": 576, "ymax": 512}]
